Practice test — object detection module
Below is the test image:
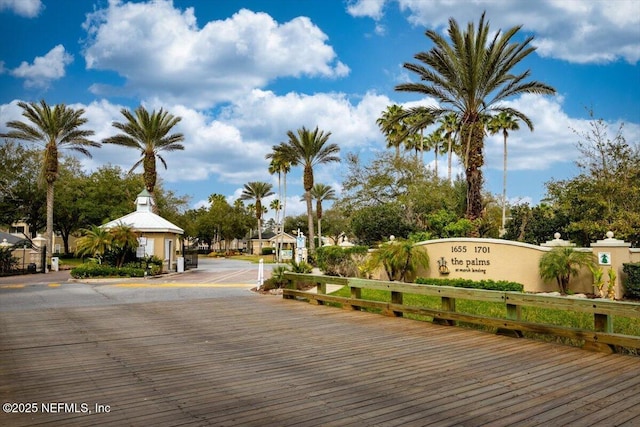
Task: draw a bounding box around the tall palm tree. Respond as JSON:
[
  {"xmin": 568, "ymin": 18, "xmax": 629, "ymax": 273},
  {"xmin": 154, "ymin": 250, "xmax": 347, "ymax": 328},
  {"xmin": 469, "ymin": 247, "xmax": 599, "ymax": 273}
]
[
  {"xmin": 266, "ymin": 149, "xmax": 291, "ymax": 261},
  {"xmin": 376, "ymin": 104, "xmax": 406, "ymax": 158},
  {"xmin": 269, "ymin": 199, "xmax": 281, "ymax": 231},
  {"xmin": 239, "ymin": 181, "xmax": 274, "ymax": 254},
  {"xmin": 282, "ymin": 126, "xmax": 340, "ymax": 252},
  {"xmin": 103, "ymin": 106, "xmax": 184, "ymax": 205},
  {"xmin": 438, "ymin": 112, "xmax": 461, "ymax": 185},
  {"xmin": 395, "ymin": 13, "xmax": 556, "ymax": 219},
  {"xmin": 1, "ymin": 100, "xmax": 99, "ymax": 266},
  {"xmin": 487, "ymin": 112, "xmax": 521, "ymax": 234},
  {"xmin": 309, "ymin": 183, "xmax": 336, "ymax": 248},
  {"xmin": 424, "ymin": 129, "xmax": 445, "ymax": 176},
  {"xmin": 404, "ymin": 106, "xmax": 435, "ymax": 162}
]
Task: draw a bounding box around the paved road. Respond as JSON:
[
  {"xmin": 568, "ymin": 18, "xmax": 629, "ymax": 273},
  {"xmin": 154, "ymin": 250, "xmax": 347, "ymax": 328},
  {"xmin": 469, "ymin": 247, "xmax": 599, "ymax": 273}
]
[{"xmin": 0, "ymin": 258, "xmax": 274, "ymax": 312}]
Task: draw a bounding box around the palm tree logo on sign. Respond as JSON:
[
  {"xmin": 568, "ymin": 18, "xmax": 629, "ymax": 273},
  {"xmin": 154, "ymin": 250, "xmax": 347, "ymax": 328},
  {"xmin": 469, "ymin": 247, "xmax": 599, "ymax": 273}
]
[{"xmin": 598, "ymin": 252, "xmax": 611, "ymax": 265}]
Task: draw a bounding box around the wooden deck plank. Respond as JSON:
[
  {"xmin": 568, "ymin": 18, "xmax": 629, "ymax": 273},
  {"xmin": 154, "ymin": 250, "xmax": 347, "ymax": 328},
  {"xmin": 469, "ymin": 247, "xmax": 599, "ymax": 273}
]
[{"xmin": 2, "ymin": 295, "xmax": 639, "ymax": 426}]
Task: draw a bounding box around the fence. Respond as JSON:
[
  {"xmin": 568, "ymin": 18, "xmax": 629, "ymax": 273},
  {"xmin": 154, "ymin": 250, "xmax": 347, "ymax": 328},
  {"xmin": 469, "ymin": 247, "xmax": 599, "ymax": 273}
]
[{"xmin": 283, "ymin": 272, "xmax": 640, "ymax": 354}]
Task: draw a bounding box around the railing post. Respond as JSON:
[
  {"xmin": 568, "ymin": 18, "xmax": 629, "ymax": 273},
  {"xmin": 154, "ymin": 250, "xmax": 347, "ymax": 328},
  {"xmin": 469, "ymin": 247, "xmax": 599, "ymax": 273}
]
[
  {"xmin": 283, "ymin": 275, "xmax": 296, "ymax": 299},
  {"xmin": 346, "ymin": 286, "xmax": 361, "ymax": 311},
  {"xmin": 388, "ymin": 291, "xmax": 403, "ymax": 317},
  {"xmin": 497, "ymin": 301, "xmax": 523, "ymax": 338},
  {"xmin": 312, "ymin": 281, "xmax": 327, "ymax": 305},
  {"xmin": 594, "ymin": 313, "xmax": 613, "ymax": 333},
  {"xmin": 434, "ymin": 296, "xmax": 456, "ymax": 325}
]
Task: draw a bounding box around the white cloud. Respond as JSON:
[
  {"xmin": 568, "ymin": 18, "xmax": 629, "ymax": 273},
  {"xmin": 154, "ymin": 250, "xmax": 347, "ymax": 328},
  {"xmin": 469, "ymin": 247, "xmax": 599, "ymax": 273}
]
[
  {"xmin": 220, "ymin": 89, "xmax": 391, "ymax": 152},
  {"xmin": 0, "ymin": 0, "xmax": 42, "ymax": 17},
  {"xmin": 357, "ymin": 0, "xmax": 640, "ymax": 64},
  {"xmin": 346, "ymin": 0, "xmax": 388, "ymax": 20},
  {"xmin": 82, "ymin": 1, "xmax": 349, "ymax": 108},
  {"xmin": 10, "ymin": 45, "xmax": 73, "ymax": 88}
]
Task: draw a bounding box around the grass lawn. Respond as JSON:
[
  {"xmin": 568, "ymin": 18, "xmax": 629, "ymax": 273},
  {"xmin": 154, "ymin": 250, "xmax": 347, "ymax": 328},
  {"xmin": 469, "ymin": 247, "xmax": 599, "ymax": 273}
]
[{"xmin": 329, "ymin": 286, "xmax": 640, "ymax": 355}]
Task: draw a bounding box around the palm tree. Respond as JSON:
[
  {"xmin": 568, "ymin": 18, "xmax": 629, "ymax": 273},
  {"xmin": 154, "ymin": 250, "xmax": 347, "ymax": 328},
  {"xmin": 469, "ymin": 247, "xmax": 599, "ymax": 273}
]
[
  {"xmin": 108, "ymin": 223, "xmax": 139, "ymax": 268},
  {"xmin": 239, "ymin": 181, "xmax": 274, "ymax": 255},
  {"xmin": 1, "ymin": 100, "xmax": 99, "ymax": 266},
  {"xmin": 309, "ymin": 183, "xmax": 336, "ymax": 248},
  {"xmin": 438, "ymin": 113, "xmax": 461, "ymax": 185},
  {"xmin": 103, "ymin": 106, "xmax": 184, "ymax": 206},
  {"xmin": 266, "ymin": 148, "xmax": 292, "ymax": 261},
  {"xmin": 405, "ymin": 107, "xmax": 435, "ymax": 162},
  {"xmin": 539, "ymin": 247, "xmax": 594, "ymax": 295},
  {"xmin": 75, "ymin": 225, "xmax": 113, "ymax": 263},
  {"xmin": 376, "ymin": 104, "xmax": 406, "ymax": 158},
  {"xmin": 395, "ymin": 13, "xmax": 556, "ymax": 220},
  {"xmin": 487, "ymin": 112, "xmax": 521, "ymax": 234},
  {"xmin": 424, "ymin": 129, "xmax": 445, "ymax": 176},
  {"xmin": 368, "ymin": 237, "xmax": 430, "ymax": 282},
  {"xmin": 281, "ymin": 126, "xmax": 340, "ymax": 252},
  {"xmin": 269, "ymin": 199, "xmax": 281, "ymax": 232}
]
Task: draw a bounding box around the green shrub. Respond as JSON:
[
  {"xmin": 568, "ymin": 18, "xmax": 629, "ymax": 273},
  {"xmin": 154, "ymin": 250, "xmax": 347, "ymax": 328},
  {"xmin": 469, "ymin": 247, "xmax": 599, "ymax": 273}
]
[
  {"xmin": 316, "ymin": 245, "xmax": 368, "ymax": 277},
  {"xmin": 261, "ymin": 247, "xmax": 274, "ymax": 255},
  {"xmin": 70, "ymin": 263, "xmax": 147, "ymax": 279},
  {"xmin": 290, "ymin": 259, "xmax": 313, "ymax": 274},
  {"xmin": 623, "ymin": 263, "xmax": 640, "ymax": 299},
  {"xmin": 415, "ymin": 277, "xmax": 524, "ymax": 292}
]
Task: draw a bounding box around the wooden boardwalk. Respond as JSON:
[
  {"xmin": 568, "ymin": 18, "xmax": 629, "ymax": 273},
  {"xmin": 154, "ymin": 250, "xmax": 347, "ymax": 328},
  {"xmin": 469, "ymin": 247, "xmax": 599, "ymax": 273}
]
[{"xmin": 1, "ymin": 294, "xmax": 640, "ymax": 426}]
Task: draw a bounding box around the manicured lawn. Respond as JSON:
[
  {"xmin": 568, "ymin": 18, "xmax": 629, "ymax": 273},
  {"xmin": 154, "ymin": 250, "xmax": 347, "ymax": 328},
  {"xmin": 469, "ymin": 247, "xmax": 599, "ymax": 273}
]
[{"xmin": 330, "ymin": 286, "xmax": 640, "ymax": 354}]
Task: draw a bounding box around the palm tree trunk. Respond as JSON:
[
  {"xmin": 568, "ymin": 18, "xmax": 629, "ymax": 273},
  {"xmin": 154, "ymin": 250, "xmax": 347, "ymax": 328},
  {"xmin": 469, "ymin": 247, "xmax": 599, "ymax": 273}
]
[
  {"xmin": 305, "ymin": 191, "xmax": 315, "ymax": 252},
  {"xmin": 276, "ymin": 173, "xmax": 282, "ymax": 262},
  {"xmin": 434, "ymin": 148, "xmax": 438, "ymax": 177},
  {"xmin": 463, "ymin": 121, "xmax": 485, "ymax": 220},
  {"xmin": 46, "ymin": 182, "xmax": 54, "ymax": 271},
  {"xmin": 258, "ymin": 218, "xmax": 263, "ymax": 255},
  {"xmin": 280, "ymin": 173, "xmax": 287, "ymax": 262},
  {"xmin": 447, "ymin": 137, "xmax": 453, "ymax": 185},
  {"xmin": 501, "ymin": 132, "xmax": 508, "ymax": 234}
]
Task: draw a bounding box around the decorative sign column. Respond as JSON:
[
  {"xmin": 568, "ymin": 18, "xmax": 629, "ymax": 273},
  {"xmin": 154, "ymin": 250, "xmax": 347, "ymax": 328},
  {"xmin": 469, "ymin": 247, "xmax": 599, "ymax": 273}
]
[{"xmin": 591, "ymin": 231, "xmax": 632, "ymax": 300}]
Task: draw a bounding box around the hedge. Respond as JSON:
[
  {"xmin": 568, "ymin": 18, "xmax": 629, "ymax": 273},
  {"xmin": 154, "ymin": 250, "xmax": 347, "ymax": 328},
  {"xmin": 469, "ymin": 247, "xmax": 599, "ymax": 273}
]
[
  {"xmin": 70, "ymin": 264, "xmax": 150, "ymax": 279},
  {"xmin": 623, "ymin": 263, "xmax": 640, "ymax": 299},
  {"xmin": 415, "ymin": 277, "xmax": 524, "ymax": 292}
]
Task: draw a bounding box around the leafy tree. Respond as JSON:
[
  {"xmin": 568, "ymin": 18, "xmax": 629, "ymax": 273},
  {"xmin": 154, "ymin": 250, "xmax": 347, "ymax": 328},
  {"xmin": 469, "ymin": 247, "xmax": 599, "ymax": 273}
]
[
  {"xmin": 103, "ymin": 106, "xmax": 184, "ymax": 207},
  {"xmin": 284, "ymin": 214, "xmax": 310, "ymax": 237},
  {"xmin": 81, "ymin": 165, "xmax": 145, "ymax": 226},
  {"xmin": 487, "ymin": 112, "xmax": 522, "ymax": 233},
  {"xmin": 395, "ymin": 13, "xmax": 555, "ymax": 220},
  {"xmin": 239, "ymin": 181, "xmax": 274, "ymax": 253},
  {"xmin": 53, "ymin": 157, "xmax": 88, "ymax": 254},
  {"xmin": 281, "ymin": 126, "xmax": 340, "ymax": 252},
  {"xmin": 539, "ymin": 246, "xmax": 594, "ymax": 294},
  {"xmin": 545, "ymin": 112, "xmax": 640, "ymax": 246},
  {"xmin": 1, "ymin": 100, "xmax": 100, "ymax": 263},
  {"xmin": 503, "ymin": 203, "xmax": 569, "ymax": 245},
  {"xmin": 320, "ymin": 207, "xmax": 352, "ymax": 246},
  {"xmin": 351, "ymin": 203, "xmax": 415, "ymax": 246},
  {"xmin": 309, "ymin": 183, "xmax": 336, "ymax": 248},
  {"xmin": 0, "ymin": 140, "xmax": 45, "ymax": 235}
]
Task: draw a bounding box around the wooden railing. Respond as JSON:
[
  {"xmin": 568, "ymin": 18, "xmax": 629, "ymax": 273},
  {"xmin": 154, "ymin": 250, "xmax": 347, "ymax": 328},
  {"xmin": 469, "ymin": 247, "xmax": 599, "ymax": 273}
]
[{"xmin": 283, "ymin": 272, "xmax": 640, "ymax": 354}]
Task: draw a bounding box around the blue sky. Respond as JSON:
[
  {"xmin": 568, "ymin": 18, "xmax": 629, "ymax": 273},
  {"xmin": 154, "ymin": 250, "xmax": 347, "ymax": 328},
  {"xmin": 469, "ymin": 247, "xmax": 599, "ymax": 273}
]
[{"xmin": 1, "ymin": 0, "xmax": 639, "ymax": 218}]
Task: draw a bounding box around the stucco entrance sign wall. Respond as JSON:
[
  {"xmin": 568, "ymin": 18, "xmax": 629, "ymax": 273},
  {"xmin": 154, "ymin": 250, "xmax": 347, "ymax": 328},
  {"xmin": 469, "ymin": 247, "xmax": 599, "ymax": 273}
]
[{"xmin": 412, "ymin": 234, "xmax": 639, "ymax": 298}]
